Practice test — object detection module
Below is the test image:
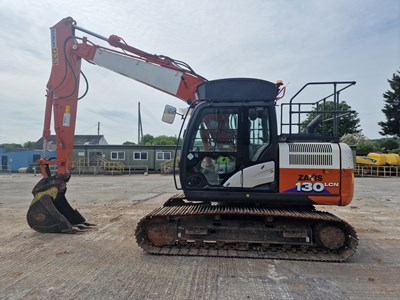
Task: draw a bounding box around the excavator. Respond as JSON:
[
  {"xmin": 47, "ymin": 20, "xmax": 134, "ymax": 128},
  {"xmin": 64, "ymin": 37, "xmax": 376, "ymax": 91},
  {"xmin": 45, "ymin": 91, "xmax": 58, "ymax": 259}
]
[{"xmin": 27, "ymin": 17, "xmax": 358, "ymax": 261}]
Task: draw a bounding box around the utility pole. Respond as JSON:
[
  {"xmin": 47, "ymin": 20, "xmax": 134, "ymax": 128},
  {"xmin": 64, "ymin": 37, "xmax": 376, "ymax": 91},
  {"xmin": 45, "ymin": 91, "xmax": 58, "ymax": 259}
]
[
  {"xmin": 97, "ymin": 122, "xmax": 100, "ymax": 136},
  {"xmin": 138, "ymin": 102, "xmax": 143, "ymax": 144}
]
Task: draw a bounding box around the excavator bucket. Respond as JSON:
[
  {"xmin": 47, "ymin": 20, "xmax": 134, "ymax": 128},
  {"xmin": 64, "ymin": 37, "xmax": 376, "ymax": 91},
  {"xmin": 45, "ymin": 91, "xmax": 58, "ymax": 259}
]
[{"xmin": 27, "ymin": 175, "xmax": 94, "ymax": 233}]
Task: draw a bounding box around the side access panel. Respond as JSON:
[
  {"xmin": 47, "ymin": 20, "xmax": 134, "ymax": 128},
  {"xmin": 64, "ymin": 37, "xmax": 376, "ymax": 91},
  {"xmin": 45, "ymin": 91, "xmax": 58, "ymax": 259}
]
[{"xmin": 278, "ymin": 142, "xmax": 354, "ymax": 206}]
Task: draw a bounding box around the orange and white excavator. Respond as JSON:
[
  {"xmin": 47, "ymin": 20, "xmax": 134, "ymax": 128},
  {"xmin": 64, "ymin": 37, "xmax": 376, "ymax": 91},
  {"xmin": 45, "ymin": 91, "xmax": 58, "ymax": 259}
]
[{"xmin": 27, "ymin": 17, "xmax": 358, "ymax": 261}]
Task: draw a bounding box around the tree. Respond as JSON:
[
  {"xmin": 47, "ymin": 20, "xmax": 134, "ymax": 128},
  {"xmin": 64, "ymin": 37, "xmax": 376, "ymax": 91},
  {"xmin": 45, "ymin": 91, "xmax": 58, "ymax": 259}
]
[
  {"xmin": 379, "ymin": 139, "xmax": 399, "ymax": 151},
  {"xmin": 341, "ymin": 133, "xmax": 380, "ymax": 155},
  {"xmin": 138, "ymin": 134, "xmax": 181, "ymax": 145},
  {"xmin": 23, "ymin": 141, "xmax": 36, "ymax": 149},
  {"xmin": 302, "ymin": 100, "xmax": 361, "ymax": 138},
  {"xmin": 141, "ymin": 134, "xmax": 154, "ymax": 145},
  {"xmin": 0, "ymin": 143, "xmax": 23, "ymax": 151},
  {"xmin": 151, "ymin": 135, "xmax": 181, "ymax": 145},
  {"xmin": 378, "ymin": 69, "xmax": 400, "ymax": 138}
]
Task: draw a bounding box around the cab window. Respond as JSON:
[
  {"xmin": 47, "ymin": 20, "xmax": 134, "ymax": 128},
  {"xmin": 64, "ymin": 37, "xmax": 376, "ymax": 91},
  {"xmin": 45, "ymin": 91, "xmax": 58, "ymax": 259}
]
[
  {"xmin": 191, "ymin": 108, "xmax": 238, "ymax": 153},
  {"xmin": 249, "ymin": 107, "xmax": 271, "ymax": 161}
]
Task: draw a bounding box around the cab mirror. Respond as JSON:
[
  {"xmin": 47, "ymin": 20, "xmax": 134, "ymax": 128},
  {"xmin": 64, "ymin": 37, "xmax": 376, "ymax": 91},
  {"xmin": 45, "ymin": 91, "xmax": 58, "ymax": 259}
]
[{"xmin": 162, "ymin": 105, "xmax": 177, "ymax": 124}]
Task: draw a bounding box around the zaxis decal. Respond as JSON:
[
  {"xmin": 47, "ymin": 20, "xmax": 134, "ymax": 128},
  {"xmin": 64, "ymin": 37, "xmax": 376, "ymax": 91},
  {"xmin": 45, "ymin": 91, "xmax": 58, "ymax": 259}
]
[{"xmin": 298, "ymin": 174, "xmax": 322, "ymax": 181}]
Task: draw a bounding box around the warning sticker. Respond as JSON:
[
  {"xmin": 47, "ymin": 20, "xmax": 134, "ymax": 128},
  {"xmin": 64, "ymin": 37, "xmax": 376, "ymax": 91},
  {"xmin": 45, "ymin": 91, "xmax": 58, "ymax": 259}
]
[
  {"xmin": 63, "ymin": 106, "xmax": 71, "ymax": 126},
  {"xmin": 52, "ymin": 49, "xmax": 59, "ymax": 65},
  {"xmin": 50, "ymin": 28, "xmax": 58, "ymax": 64},
  {"xmin": 63, "ymin": 113, "xmax": 70, "ymax": 126}
]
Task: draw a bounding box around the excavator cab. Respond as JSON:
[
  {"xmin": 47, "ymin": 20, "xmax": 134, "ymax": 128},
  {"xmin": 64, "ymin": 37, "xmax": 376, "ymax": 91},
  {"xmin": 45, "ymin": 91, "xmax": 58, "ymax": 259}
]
[{"xmin": 179, "ymin": 78, "xmax": 280, "ymax": 204}]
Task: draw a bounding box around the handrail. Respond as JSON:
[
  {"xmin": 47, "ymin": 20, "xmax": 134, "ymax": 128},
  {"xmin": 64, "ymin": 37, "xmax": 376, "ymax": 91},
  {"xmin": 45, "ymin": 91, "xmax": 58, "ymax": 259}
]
[{"xmin": 280, "ymin": 81, "xmax": 356, "ymax": 141}]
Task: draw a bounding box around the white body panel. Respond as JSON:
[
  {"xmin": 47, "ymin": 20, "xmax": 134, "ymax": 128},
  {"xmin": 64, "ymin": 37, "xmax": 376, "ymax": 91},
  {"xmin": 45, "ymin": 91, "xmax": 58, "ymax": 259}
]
[
  {"xmin": 339, "ymin": 143, "xmax": 354, "ymax": 169},
  {"xmin": 223, "ymin": 161, "xmax": 275, "ymax": 188},
  {"xmin": 93, "ymin": 48, "xmax": 183, "ymax": 95},
  {"xmin": 222, "ymin": 143, "xmax": 353, "ymax": 189}
]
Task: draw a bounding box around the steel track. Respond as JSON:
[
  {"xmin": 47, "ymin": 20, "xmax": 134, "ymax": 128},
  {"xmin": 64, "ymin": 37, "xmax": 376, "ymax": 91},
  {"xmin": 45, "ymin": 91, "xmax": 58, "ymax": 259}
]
[{"xmin": 135, "ymin": 195, "xmax": 358, "ymax": 262}]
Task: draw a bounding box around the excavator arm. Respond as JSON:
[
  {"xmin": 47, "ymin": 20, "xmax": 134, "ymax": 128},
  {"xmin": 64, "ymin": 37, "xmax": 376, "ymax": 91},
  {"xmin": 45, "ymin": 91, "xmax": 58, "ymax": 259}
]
[{"xmin": 27, "ymin": 17, "xmax": 206, "ymax": 233}]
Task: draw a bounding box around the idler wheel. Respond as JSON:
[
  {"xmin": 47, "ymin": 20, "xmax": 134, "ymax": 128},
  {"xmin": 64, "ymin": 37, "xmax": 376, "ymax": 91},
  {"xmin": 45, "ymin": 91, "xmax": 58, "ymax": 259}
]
[
  {"xmin": 146, "ymin": 218, "xmax": 177, "ymax": 246},
  {"xmin": 314, "ymin": 223, "xmax": 346, "ymax": 250}
]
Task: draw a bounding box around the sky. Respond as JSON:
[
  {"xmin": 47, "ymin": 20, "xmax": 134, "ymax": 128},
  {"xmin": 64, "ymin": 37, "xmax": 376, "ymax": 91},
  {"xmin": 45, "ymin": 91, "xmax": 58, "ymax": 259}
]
[{"xmin": 0, "ymin": 0, "xmax": 399, "ymax": 145}]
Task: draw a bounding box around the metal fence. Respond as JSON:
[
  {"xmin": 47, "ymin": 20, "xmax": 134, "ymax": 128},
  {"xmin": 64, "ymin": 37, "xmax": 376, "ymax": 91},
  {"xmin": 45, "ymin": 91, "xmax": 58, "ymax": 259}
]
[{"xmin": 354, "ymin": 164, "xmax": 399, "ymax": 177}]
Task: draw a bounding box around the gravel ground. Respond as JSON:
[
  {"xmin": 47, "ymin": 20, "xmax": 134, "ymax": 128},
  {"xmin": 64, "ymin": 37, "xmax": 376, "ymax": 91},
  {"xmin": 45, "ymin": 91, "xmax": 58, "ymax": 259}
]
[{"xmin": 0, "ymin": 174, "xmax": 399, "ymax": 300}]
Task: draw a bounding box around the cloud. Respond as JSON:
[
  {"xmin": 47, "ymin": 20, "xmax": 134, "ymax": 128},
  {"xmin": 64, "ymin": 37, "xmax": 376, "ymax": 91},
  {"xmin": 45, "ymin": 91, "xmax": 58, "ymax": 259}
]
[{"xmin": 0, "ymin": 0, "xmax": 399, "ymax": 145}]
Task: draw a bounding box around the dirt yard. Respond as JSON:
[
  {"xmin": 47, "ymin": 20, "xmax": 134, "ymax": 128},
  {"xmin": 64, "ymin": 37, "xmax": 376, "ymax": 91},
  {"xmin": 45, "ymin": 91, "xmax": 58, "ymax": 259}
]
[{"xmin": 0, "ymin": 174, "xmax": 399, "ymax": 299}]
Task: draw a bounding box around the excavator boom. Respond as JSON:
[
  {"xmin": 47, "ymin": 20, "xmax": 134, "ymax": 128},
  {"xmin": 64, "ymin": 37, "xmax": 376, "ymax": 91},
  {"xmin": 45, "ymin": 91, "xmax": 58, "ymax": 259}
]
[{"xmin": 27, "ymin": 17, "xmax": 205, "ymax": 233}]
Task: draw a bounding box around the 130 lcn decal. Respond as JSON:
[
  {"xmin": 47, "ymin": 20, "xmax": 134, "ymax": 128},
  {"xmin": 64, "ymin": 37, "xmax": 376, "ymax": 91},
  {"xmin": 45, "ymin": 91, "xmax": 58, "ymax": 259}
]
[
  {"xmin": 295, "ymin": 173, "xmax": 339, "ymax": 193},
  {"xmin": 283, "ymin": 173, "xmax": 339, "ymax": 193}
]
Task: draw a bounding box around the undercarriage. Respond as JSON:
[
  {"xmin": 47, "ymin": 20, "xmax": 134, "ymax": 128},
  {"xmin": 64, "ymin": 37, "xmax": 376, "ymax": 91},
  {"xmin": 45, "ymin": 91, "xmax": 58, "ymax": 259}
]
[
  {"xmin": 135, "ymin": 194, "xmax": 358, "ymax": 262},
  {"xmin": 28, "ymin": 178, "xmax": 358, "ymax": 262}
]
